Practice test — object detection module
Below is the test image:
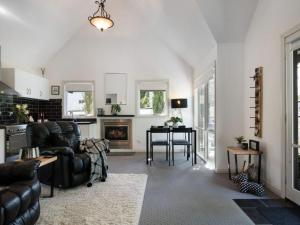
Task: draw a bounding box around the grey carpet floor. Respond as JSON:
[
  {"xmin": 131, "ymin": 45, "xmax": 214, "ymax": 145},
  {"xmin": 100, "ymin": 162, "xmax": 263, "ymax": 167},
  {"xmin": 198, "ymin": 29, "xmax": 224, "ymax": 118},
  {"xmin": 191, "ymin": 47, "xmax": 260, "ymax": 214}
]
[{"xmin": 108, "ymin": 153, "xmax": 277, "ymax": 225}]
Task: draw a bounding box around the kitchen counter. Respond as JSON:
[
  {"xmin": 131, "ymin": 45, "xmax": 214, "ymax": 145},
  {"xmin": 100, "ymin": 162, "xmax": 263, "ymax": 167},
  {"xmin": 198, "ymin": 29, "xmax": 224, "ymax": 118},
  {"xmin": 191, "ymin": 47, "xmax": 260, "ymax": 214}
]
[{"xmin": 60, "ymin": 118, "xmax": 97, "ymax": 125}]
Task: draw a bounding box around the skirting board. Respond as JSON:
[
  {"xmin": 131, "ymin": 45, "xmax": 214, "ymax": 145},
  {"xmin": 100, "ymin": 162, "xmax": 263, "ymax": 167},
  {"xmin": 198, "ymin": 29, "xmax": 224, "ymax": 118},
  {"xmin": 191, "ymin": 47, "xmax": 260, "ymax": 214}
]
[
  {"xmin": 262, "ymin": 179, "xmax": 283, "ymax": 198},
  {"xmin": 109, "ymin": 149, "xmax": 134, "ymax": 152},
  {"xmin": 214, "ymin": 168, "xmax": 228, "ymax": 173},
  {"xmin": 133, "ymin": 149, "xmax": 186, "ymax": 153},
  {"xmin": 110, "ymin": 149, "xmax": 186, "ymax": 153}
]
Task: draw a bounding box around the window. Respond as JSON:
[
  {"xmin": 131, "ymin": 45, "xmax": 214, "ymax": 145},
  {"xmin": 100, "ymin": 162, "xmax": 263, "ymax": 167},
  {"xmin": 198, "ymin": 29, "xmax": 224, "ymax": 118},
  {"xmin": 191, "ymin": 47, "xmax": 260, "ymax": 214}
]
[
  {"xmin": 136, "ymin": 80, "xmax": 168, "ymax": 116},
  {"xmin": 63, "ymin": 81, "xmax": 95, "ymax": 118}
]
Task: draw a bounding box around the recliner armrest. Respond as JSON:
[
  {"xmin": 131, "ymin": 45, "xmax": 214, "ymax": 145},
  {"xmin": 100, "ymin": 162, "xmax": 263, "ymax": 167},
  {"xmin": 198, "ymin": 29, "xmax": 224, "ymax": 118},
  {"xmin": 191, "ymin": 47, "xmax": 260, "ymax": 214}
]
[
  {"xmin": 0, "ymin": 160, "xmax": 40, "ymax": 186},
  {"xmin": 41, "ymin": 147, "xmax": 75, "ymax": 158}
]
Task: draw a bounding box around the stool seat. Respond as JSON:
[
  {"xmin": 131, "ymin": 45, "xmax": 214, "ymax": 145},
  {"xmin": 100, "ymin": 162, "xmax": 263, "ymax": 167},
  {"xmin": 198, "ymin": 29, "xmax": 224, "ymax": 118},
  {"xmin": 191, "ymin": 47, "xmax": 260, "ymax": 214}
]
[
  {"xmin": 172, "ymin": 139, "xmax": 191, "ymax": 145},
  {"xmin": 151, "ymin": 140, "xmax": 169, "ymax": 145},
  {"xmin": 149, "ymin": 127, "xmax": 170, "ymax": 166}
]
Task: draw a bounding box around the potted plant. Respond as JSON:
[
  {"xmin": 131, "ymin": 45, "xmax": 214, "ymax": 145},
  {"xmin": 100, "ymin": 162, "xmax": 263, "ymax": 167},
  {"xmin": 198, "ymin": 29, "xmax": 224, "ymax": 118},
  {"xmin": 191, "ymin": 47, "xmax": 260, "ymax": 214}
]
[
  {"xmin": 15, "ymin": 104, "xmax": 29, "ymax": 123},
  {"xmin": 235, "ymin": 136, "xmax": 247, "ymax": 149},
  {"xmin": 111, "ymin": 104, "xmax": 121, "ymax": 115},
  {"xmin": 167, "ymin": 116, "xmax": 183, "ymax": 128}
]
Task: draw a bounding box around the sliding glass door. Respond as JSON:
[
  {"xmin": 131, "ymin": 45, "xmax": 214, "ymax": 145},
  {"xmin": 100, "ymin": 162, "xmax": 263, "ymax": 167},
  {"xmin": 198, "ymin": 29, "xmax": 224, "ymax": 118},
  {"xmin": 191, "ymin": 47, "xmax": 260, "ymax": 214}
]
[
  {"xmin": 198, "ymin": 85, "xmax": 206, "ymax": 160},
  {"xmin": 207, "ymin": 78, "xmax": 215, "ymax": 166},
  {"xmin": 196, "ymin": 68, "xmax": 215, "ymax": 169},
  {"xmin": 286, "ymin": 33, "xmax": 300, "ymax": 205}
]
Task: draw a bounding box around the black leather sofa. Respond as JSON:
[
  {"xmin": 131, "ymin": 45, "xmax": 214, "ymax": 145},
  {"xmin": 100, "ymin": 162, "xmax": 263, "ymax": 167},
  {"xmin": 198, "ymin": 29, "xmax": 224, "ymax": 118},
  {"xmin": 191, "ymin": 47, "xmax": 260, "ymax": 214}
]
[
  {"xmin": 0, "ymin": 160, "xmax": 41, "ymax": 225},
  {"xmin": 26, "ymin": 121, "xmax": 91, "ymax": 189}
]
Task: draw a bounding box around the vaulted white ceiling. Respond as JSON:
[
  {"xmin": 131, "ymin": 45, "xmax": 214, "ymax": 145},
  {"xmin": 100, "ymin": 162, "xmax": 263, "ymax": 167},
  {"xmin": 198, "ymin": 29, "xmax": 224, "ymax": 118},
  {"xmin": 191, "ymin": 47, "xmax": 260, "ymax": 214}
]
[
  {"xmin": 0, "ymin": 0, "xmax": 258, "ymax": 72},
  {"xmin": 196, "ymin": 0, "xmax": 259, "ymax": 43},
  {"xmin": 0, "ymin": 0, "xmax": 92, "ymax": 70}
]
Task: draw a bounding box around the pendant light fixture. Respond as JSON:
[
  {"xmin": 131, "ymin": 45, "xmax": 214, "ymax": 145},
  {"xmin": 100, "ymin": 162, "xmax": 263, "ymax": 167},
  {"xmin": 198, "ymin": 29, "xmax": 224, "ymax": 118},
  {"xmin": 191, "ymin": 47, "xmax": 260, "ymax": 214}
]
[{"xmin": 88, "ymin": 0, "xmax": 114, "ymax": 32}]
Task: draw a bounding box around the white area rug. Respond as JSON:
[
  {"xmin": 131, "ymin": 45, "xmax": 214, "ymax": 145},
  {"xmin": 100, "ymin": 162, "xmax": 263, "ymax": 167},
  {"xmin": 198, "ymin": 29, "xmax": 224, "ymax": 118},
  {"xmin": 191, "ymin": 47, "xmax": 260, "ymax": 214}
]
[{"xmin": 37, "ymin": 173, "xmax": 148, "ymax": 225}]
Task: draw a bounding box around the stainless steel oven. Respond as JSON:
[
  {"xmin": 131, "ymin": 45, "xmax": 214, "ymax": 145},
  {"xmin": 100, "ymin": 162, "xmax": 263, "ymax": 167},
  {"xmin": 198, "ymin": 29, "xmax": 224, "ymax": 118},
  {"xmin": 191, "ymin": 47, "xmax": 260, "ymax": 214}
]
[{"xmin": 2, "ymin": 124, "xmax": 28, "ymax": 162}]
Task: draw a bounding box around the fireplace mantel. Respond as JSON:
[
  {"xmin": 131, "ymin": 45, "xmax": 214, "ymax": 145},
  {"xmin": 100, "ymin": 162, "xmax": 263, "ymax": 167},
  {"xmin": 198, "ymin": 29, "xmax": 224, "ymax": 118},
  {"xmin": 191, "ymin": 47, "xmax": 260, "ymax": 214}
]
[{"xmin": 98, "ymin": 115, "xmax": 135, "ymax": 118}]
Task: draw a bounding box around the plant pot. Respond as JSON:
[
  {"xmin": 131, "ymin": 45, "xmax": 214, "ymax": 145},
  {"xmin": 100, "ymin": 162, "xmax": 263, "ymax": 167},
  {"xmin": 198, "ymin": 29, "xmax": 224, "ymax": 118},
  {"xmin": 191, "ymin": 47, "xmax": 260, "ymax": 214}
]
[{"xmin": 173, "ymin": 123, "xmax": 178, "ymax": 128}]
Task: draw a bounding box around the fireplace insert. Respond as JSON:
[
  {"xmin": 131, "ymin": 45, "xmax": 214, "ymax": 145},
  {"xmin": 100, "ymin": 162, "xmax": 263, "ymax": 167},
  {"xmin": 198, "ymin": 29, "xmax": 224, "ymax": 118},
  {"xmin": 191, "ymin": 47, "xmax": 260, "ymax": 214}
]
[
  {"xmin": 101, "ymin": 119, "xmax": 132, "ymax": 149},
  {"xmin": 105, "ymin": 126, "xmax": 128, "ymax": 141}
]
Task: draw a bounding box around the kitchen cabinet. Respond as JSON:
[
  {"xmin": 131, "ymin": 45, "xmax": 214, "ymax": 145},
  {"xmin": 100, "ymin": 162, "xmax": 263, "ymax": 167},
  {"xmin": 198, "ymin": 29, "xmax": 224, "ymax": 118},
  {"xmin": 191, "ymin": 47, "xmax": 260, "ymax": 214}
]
[{"xmin": 1, "ymin": 68, "xmax": 49, "ymax": 100}]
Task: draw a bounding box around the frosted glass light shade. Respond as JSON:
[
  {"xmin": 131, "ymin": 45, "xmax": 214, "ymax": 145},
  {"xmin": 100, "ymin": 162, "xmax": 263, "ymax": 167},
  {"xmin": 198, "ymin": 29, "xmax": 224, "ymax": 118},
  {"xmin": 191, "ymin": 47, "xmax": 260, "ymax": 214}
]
[{"xmin": 89, "ymin": 16, "xmax": 114, "ymax": 31}]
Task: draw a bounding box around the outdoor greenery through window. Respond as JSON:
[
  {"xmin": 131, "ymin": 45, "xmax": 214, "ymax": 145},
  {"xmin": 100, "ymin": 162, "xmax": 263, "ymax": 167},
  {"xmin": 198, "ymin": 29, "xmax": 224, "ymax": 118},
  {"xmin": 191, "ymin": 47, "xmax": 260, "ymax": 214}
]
[
  {"xmin": 137, "ymin": 80, "xmax": 168, "ymax": 116},
  {"xmin": 63, "ymin": 81, "xmax": 95, "ymax": 117}
]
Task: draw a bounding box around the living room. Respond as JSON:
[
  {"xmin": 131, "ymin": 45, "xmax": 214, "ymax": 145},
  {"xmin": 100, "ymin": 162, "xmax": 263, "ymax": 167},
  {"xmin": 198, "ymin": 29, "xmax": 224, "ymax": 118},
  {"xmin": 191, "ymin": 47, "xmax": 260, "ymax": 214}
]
[{"xmin": 1, "ymin": 0, "xmax": 300, "ymax": 225}]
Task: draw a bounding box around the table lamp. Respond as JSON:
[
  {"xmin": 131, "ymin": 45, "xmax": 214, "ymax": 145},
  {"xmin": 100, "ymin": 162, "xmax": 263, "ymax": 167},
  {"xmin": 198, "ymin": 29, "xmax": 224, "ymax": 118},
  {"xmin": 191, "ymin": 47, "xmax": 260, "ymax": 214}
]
[{"xmin": 171, "ymin": 99, "xmax": 187, "ymax": 121}]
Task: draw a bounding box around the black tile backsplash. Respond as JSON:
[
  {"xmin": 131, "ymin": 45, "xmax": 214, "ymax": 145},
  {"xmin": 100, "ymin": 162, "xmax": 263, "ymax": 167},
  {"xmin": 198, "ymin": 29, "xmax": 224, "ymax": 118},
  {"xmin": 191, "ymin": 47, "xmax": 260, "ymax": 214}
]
[{"xmin": 0, "ymin": 94, "xmax": 62, "ymax": 123}]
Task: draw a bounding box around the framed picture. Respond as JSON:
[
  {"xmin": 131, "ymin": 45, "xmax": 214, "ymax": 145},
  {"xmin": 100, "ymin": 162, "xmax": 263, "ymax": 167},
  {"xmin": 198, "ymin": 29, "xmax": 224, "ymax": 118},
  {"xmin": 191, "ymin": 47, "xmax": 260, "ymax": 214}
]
[
  {"xmin": 249, "ymin": 139, "xmax": 260, "ymax": 151},
  {"xmin": 51, "ymin": 85, "xmax": 60, "ymax": 95}
]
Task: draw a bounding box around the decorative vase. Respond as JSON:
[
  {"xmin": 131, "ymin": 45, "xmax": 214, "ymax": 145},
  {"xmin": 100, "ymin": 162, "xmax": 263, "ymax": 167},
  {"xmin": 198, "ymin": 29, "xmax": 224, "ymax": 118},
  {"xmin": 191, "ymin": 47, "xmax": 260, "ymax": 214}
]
[{"xmin": 173, "ymin": 123, "xmax": 178, "ymax": 128}]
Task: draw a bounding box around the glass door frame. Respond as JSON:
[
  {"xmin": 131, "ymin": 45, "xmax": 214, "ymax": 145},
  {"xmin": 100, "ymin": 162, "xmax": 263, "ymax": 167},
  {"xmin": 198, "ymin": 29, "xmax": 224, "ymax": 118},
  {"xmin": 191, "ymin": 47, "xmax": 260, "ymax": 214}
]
[
  {"xmin": 195, "ymin": 63, "xmax": 216, "ymax": 169},
  {"xmin": 285, "ymin": 28, "xmax": 300, "ymax": 205},
  {"xmin": 197, "ymin": 84, "xmax": 207, "ymax": 160}
]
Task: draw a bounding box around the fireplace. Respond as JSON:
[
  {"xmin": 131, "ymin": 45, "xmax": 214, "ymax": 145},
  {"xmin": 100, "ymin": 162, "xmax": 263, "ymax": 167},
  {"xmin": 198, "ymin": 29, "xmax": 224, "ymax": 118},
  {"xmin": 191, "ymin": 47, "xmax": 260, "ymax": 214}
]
[
  {"xmin": 101, "ymin": 119, "xmax": 132, "ymax": 149},
  {"xmin": 105, "ymin": 126, "xmax": 128, "ymax": 141}
]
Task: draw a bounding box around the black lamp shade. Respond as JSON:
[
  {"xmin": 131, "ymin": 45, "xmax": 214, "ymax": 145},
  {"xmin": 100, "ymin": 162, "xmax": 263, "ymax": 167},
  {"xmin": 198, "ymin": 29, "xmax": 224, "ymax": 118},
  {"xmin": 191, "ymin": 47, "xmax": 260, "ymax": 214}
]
[{"xmin": 171, "ymin": 99, "xmax": 188, "ymax": 108}]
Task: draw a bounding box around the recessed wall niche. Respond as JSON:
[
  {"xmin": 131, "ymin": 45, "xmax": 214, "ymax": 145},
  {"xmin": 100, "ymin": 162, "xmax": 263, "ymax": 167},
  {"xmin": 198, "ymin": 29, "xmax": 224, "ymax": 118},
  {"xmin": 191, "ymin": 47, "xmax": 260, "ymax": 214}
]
[{"xmin": 104, "ymin": 73, "xmax": 127, "ymax": 105}]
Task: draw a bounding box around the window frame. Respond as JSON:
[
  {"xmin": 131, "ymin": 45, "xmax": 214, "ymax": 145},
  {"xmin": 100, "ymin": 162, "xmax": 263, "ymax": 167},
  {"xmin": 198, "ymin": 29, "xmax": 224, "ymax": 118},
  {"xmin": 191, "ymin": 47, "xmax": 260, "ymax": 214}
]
[
  {"xmin": 62, "ymin": 80, "xmax": 96, "ymax": 118},
  {"xmin": 135, "ymin": 80, "xmax": 169, "ymax": 117}
]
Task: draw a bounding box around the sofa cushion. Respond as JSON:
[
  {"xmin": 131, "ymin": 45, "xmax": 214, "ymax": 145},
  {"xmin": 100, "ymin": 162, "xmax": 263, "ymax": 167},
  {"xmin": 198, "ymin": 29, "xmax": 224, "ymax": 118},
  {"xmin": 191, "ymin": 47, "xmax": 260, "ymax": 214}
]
[
  {"xmin": 8, "ymin": 185, "xmax": 31, "ymax": 215},
  {"xmin": 0, "ymin": 191, "xmax": 21, "ymax": 225},
  {"xmin": 27, "ymin": 123, "xmax": 50, "ymax": 148},
  {"xmin": 44, "ymin": 122, "xmax": 62, "ymax": 134},
  {"xmin": 49, "ymin": 133, "xmax": 71, "ymax": 147},
  {"xmin": 63, "ymin": 133, "xmax": 78, "ymax": 149},
  {"xmin": 57, "ymin": 122, "xmax": 81, "ymax": 150},
  {"xmin": 57, "ymin": 121, "xmax": 74, "ymax": 133},
  {"xmin": 0, "ymin": 179, "xmax": 41, "ymax": 225}
]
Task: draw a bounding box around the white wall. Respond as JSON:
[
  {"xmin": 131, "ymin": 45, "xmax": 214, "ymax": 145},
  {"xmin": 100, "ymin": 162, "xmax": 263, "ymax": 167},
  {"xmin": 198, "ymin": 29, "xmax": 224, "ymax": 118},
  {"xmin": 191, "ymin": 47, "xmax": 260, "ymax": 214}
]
[
  {"xmin": 243, "ymin": 0, "xmax": 300, "ymax": 194},
  {"xmin": 216, "ymin": 43, "xmax": 245, "ymax": 171},
  {"xmin": 46, "ymin": 34, "xmax": 194, "ymax": 151},
  {"xmin": 193, "ymin": 46, "xmax": 217, "ymax": 81},
  {"xmin": 192, "ymin": 43, "xmax": 244, "ymax": 172}
]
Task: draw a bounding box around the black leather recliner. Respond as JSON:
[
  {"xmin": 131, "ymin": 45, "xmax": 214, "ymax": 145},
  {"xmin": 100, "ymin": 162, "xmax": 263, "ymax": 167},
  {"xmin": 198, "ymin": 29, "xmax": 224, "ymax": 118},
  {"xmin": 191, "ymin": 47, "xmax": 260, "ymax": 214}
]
[
  {"xmin": 26, "ymin": 121, "xmax": 91, "ymax": 188},
  {"xmin": 0, "ymin": 160, "xmax": 41, "ymax": 225}
]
